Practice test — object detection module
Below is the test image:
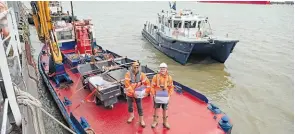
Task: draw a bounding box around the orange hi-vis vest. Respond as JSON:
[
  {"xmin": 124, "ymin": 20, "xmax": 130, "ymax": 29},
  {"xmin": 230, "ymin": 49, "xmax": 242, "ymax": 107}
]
[
  {"xmin": 124, "ymin": 71, "xmax": 150, "ymax": 97},
  {"xmin": 151, "ymin": 73, "xmax": 174, "ymax": 96}
]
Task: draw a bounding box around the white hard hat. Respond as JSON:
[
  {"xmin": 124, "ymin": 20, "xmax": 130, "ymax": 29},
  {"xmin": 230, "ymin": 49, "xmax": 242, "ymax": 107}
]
[{"xmin": 159, "ymin": 63, "xmax": 168, "ymax": 68}]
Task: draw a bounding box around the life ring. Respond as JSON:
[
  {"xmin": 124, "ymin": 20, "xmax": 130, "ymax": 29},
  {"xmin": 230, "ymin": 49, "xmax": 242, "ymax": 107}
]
[{"xmin": 0, "ymin": 2, "xmax": 9, "ymax": 37}]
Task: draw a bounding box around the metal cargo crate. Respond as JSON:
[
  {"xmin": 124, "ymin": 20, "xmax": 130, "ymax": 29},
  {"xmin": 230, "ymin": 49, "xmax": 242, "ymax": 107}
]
[{"xmin": 87, "ymin": 75, "xmax": 122, "ymax": 108}]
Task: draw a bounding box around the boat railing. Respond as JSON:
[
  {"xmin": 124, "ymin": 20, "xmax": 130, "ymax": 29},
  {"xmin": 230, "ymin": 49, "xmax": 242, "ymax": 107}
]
[
  {"xmin": 1, "ymin": 98, "xmax": 9, "ymax": 134},
  {"xmin": 0, "ymin": 7, "xmax": 22, "ymax": 127},
  {"xmin": 144, "ymin": 21, "xmax": 159, "ymax": 36}
]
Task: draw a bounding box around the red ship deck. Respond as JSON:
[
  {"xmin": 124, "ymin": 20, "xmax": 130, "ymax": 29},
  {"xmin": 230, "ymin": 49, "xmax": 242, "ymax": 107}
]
[{"xmin": 40, "ymin": 48, "xmax": 226, "ymax": 134}]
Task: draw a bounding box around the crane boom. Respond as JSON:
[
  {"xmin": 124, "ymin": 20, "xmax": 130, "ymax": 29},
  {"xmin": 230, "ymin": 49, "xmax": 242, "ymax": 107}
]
[
  {"xmin": 31, "ymin": 1, "xmax": 62, "ymax": 64},
  {"xmin": 30, "ymin": 1, "xmax": 73, "ymax": 88}
]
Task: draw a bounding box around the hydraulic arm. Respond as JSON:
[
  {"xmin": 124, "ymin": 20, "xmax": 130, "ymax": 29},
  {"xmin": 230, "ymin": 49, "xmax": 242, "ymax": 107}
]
[
  {"xmin": 31, "ymin": 1, "xmax": 62, "ymax": 64},
  {"xmin": 30, "ymin": 1, "xmax": 72, "ymax": 87}
]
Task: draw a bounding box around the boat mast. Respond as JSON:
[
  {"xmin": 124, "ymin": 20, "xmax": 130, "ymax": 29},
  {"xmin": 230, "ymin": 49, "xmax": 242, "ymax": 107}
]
[
  {"xmin": 70, "ymin": 1, "xmax": 74, "ymax": 23},
  {"xmin": 70, "ymin": 1, "xmax": 77, "ymax": 43}
]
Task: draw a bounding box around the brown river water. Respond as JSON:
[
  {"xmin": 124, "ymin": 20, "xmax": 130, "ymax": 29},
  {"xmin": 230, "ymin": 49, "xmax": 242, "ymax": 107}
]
[{"xmin": 25, "ymin": 1, "xmax": 294, "ymax": 134}]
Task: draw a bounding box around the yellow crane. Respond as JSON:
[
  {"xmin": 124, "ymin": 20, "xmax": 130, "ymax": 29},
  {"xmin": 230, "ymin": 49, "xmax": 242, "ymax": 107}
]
[
  {"xmin": 31, "ymin": 1, "xmax": 62, "ymax": 64},
  {"xmin": 31, "ymin": 1, "xmax": 73, "ymax": 87}
]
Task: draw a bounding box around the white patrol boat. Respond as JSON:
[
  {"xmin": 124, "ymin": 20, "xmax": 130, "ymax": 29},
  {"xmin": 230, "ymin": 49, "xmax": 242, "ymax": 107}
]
[{"xmin": 142, "ymin": 2, "xmax": 239, "ymax": 64}]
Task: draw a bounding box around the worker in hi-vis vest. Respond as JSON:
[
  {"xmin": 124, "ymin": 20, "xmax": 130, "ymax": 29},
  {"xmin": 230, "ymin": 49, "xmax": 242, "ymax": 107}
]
[
  {"xmin": 150, "ymin": 63, "xmax": 174, "ymax": 129},
  {"xmin": 124, "ymin": 62, "xmax": 150, "ymax": 128}
]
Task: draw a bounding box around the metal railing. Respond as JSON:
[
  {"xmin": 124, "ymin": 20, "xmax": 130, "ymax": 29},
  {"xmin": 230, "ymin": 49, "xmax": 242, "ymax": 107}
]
[
  {"xmin": 0, "ymin": 7, "xmax": 22, "ymax": 128},
  {"xmin": 1, "ymin": 98, "xmax": 8, "ymax": 134}
]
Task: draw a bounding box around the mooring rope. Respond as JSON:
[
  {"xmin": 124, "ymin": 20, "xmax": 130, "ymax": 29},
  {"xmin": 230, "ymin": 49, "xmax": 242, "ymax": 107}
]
[{"xmin": 12, "ymin": 83, "xmax": 76, "ymax": 134}]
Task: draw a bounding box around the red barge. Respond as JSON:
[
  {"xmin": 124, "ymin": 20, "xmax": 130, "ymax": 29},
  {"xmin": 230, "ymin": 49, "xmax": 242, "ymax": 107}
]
[{"xmin": 31, "ymin": 1, "xmax": 233, "ymax": 134}]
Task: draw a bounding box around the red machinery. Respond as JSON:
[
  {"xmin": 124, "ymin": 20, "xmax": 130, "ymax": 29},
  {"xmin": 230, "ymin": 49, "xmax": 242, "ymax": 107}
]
[{"xmin": 74, "ymin": 20, "xmax": 93, "ymax": 55}]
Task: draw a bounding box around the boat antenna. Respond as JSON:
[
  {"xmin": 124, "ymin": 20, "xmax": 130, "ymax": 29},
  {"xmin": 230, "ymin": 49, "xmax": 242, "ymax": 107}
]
[
  {"xmin": 70, "ymin": 1, "xmax": 74, "ymax": 23},
  {"xmin": 70, "ymin": 1, "xmax": 77, "ymax": 43}
]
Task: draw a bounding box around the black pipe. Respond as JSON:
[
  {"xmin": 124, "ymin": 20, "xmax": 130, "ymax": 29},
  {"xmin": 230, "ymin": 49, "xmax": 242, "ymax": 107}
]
[
  {"xmin": 70, "ymin": 1, "xmax": 74, "ymax": 23},
  {"xmin": 70, "ymin": 1, "xmax": 77, "ymax": 42}
]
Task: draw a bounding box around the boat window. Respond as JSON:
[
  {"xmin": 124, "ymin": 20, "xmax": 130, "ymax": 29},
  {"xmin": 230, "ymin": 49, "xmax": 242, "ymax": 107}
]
[
  {"xmin": 173, "ymin": 20, "xmax": 182, "ymax": 28},
  {"xmin": 56, "ymin": 30, "xmax": 73, "ymax": 40},
  {"xmin": 190, "ymin": 21, "xmax": 196, "ymax": 28},
  {"xmin": 184, "ymin": 21, "xmax": 191, "ymax": 28},
  {"xmin": 199, "ymin": 21, "xmax": 205, "ymax": 29},
  {"xmin": 158, "ymin": 16, "xmax": 161, "ymax": 24},
  {"xmin": 197, "ymin": 21, "xmax": 201, "ymax": 30}
]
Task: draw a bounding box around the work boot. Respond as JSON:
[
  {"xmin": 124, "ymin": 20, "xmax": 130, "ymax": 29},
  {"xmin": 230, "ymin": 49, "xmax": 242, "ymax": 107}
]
[
  {"xmin": 163, "ymin": 116, "xmax": 170, "ymax": 129},
  {"xmin": 139, "ymin": 116, "xmax": 146, "ymax": 128},
  {"xmin": 151, "ymin": 115, "xmax": 158, "ymax": 128},
  {"xmin": 127, "ymin": 113, "xmax": 134, "ymax": 124}
]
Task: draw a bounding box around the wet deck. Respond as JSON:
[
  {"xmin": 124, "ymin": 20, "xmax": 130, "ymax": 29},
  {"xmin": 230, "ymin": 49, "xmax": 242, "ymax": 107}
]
[{"xmin": 40, "ymin": 47, "xmax": 226, "ymax": 134}]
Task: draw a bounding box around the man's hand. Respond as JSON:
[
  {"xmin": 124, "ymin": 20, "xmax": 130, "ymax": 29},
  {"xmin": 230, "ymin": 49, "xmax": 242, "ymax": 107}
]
[
  {"xmin": 144, "ymin": 93, "xmax": 148, "ymax": 98},
  {"xmin": 127, "ymin": 88, "xmax": 132, "ymax": 92},
  {"xmin": 134, "ymin": 93, "xmax": 138, "ymax": 98},
  {"xmin": 137, "ymin": 82, "xmax": 142, "ymax": 86}
]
